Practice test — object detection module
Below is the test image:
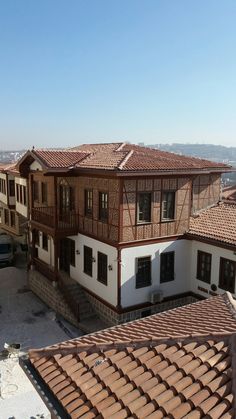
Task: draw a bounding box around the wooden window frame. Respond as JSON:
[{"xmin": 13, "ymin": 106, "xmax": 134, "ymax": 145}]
[
  {"xmin": 84, "ymin": 245, "xmax": 93, "ymax": 277},
  {"xmin": 137, "ymin": 192, "xmax": 152, "ymax": 224},
  {"xmin": 85, "ymin": 189, "xmax": 93, "ymax": 217},
  {"xmin": 196, "ymin": 250, "xmax": 212, "ymax": 283},
  {"xmin": 161, "ymin": 191, "xmax": 175, "ymax": 221},
  {"xmin": 10, "ymin": 211, "xmax": 16, "ymax": 227},
  {"xmin": 33, "ymin": 181, "xmax": 39, "ymax": 202},
  {"xmin": 99, "ymin": 192, "xmax": 108, "ymax": 222},
  {"xmin": 160, "ymin": 251, "xmax": 175, "ymax": 283},
  {"xmin": 41, "ymin": 182, "xmax": 47, "ymax": 204},
  {"xmin": 136, "ymin": 256, "xmax": 152, "ymax": 289},
  {"xmin": 9, "ymin": 180, "xmax": 15, "ymax": 197},
  {"xmin": 219, "ymin": 257, "xmax": 235, "ymax": 293},
  {"xmin": 42, "ymin": 233, "xmax": 48, "ymax": 251},
  {"xmin": 97, "ymin": 252, "xmax": 108, "ymax": 285}
]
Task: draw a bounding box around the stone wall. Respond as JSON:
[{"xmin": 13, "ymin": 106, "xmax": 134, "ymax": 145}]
[
  {"xmin": 85, "ymin": 290, "xmax": 198, "ymax": 325},
  {"xmin": 28, "ymin": 269, "xmax": 79, "ymax": 327}
]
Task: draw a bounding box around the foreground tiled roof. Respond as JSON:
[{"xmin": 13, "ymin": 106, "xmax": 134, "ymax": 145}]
[
  {"xmin": 25, "ymin": 143, "xmax": 229, "ymax": 173},
  {"xmin": 188, "ymin": 202, "xmax": 236, "ymax": 247},
  {"xmin": 29, "ymin": 293, "xmax": 236, "ymax": 418},
  {"xmin": 29, "ymin": 333, "xmax": 235, "ymax": 419}
]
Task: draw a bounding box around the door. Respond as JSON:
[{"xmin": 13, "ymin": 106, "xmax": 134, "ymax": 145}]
[{"xmin": 59, "ymin": 239, "xmax": 71, "ymax": 273}]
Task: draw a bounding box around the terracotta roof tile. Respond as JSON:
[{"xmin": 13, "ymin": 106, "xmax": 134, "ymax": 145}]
[
  {"xmin": 28, "ymin": 293, "xmax": 236, "ymax": 418},
  {"xmin": 32, "ymin": 149, "xmax": 88, "ymax": 169},
  {"xmin": 31, "ymin": 142, "xmax": 229, "ymax": 172},
  {"xmin": 188, "ymin": 201, "xmax": 236, "ymax": 246},
  {"xmin": 222, "ymin": 185, "xmax": 236, "ymax": 202}
]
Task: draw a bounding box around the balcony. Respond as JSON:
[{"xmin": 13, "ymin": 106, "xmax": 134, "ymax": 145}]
[{"xmin": 31, "ymin": 206, "xmax": 79, "ymax": 236}]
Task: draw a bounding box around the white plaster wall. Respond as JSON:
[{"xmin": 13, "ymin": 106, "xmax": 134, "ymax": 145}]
[
  {"xmin": 30, "ymin": 161, "xmax": 43, "ymax": 171},
  {"xmin": 120, "ymin": 239, "xmax": 191, "ymax": 308},
  {"xmin": 36, "ymin": 233, "xmax": 54, "ymax": 267},
  {"xmin": 69, "ymin": 233, "xmax": 118, "ymax": 307},
  {"xmin": 0, "ymin": 173, "xmax": 7, "ymax": 205},
  {"xmin": 15, "ymin": 177, "xmax": 28, "ymax": 217},
  {"xmin": 190, "ymin": 241, "xmax": 236, "ymax": 298}
]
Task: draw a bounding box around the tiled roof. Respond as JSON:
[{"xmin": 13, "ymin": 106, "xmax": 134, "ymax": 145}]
[
  {"xmin": 188, "ymin": 202, "xmax": 236, "ymax": 247},
  {"xmin": 29, "ymin": 143, "xmax": 229, "ymax": 173},
  {"xmin": 222, "ymin": 185, "xmax": 236, "ymax": 202},
  {"xmin": 29, "ymin": 333, "xmax": 234, "ymax": 419},
  {"xmin": 32, "ymin": 149, "xmax": 89, "ymax": 169},
  {"xmin": 29, "ymin": 293, "xmax": 236, "ymax": 418},
  {"xmin": 0, "ymin": 162, "xmax": 18, "ymax": 173}
]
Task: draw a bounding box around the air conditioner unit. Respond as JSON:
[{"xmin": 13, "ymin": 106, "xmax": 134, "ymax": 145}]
[{"xmin": 149, "ymin": 290, "xmax": 164, "ymax": 304}]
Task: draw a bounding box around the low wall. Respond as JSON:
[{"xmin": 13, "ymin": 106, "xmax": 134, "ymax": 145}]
[{"xmin": 28, "ymin": 270, "xmax": 79, "ymax": 328}]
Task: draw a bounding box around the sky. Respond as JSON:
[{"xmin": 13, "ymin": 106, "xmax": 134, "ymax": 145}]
[{"xmin": 0, "ymin": 0, "xmax": 236, "ymax": 150}]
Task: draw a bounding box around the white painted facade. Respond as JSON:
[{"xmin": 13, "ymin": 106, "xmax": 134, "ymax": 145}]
[
  {"xmin": 30, "ymin": 160, "xmax": 43, "ymax": 171},
  {"xmin": 190, "ymin": 240, "xmax": 236, "ymax": 298},
  {"xmin": 0, "ymin": 172, "xmax": 7, "ymax": 205},
  {"xmin": 36, "ymin": 233, "xmax": 55, "ymax": 267},
  {"xmin": 120, "ymin": 239, "xmax": 191, "ymax": 308},
  {"xmin": 15, "ymin": 177, "xmax": 28, "ymax": 217},
  {"xmin": 69, "ymin": 233, "xmax": 118, "ymax": 306}
]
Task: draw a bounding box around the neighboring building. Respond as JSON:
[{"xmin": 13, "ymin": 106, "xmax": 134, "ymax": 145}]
[
  {"xmin": 222, "ymin": 184, "xmax": 236, "ymax": 202},
  {"xmin": 27, "ymin": 292, "xmax": 236, "ymax": 418},
  {"xmin": 0, "ymin": 163, "xmax": 28, "ymax": 238},
  {"xmin": 15, "ymin": 142, "xmax": 236, "ymax": 324}
]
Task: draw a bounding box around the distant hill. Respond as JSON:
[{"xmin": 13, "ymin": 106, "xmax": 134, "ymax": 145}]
[{"xmin": 148, "ymin": 143, "xmax": 236, "ymax": 163}]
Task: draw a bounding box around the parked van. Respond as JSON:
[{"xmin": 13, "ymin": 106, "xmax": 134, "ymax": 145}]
[{"xmin": 0, "ymin": 234, "xmax": 15, "ymax": 266}]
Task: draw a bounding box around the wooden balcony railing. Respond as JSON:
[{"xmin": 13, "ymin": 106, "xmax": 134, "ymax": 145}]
[{"xmin": 31, "ymin": 206, "xmax": 79, "ymax": 232}]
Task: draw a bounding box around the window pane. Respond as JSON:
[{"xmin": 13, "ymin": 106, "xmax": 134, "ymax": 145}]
[
  {"xmin": 137, "ymin": 193, "xmax": 151, "ymax": 223},
  {"xmin": 160, "ymin": 252, "xmax": 175, "ymax": 283},
  {"xmin": 85, "ymin": 189, "xmax": 93, "ymax": 216},
  {"xmin": 219, "ymin": 258, "xmax": 235, "ymax": 293},
  {"xmin": 84, "ymin": 246, "xmax": 92, "ymax": 276},
  {"xmin": 196, "ymin": 251, "xmax": 212, "ymax": 283},
  {"xmin": 162, "ymin": 191, "xmax": 175, "ymax": 220},
  {"xmin": 99, "ymin": 192, "xmax": 108, "ymax": 221},
  {"xmin": 97, "ymin": 252, "xmax": 108, "ymax": 285},
  {"xmin": 136, "ymin": 256, "xmax": 151, "ymax": 288}
]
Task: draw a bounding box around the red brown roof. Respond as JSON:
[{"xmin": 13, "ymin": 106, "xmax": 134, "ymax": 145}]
[
  {"xmin": 19, "ymin": 143, "xmax": 230, "ymax": 173},
  {"xmin": 188, "ymin": 202, "xmax": 236, "ymax": 247},
  {"xmin": 29, "ymin": 293, "xmax": 236, "ymax": 418},
  {"xmin": 222, "ymin": 185, "xmax": 236, "ymax": 202},
  {"xmin": 32, "ymin": 149, "xmax": 89, "ymax": 169}
]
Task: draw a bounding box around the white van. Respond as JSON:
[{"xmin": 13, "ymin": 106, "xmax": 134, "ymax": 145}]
[{"xmin": 0, "ymin": 234, "xmax": 15, "ymax": 266}]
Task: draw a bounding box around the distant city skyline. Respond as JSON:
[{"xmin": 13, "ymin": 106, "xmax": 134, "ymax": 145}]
[{"xmin": 0, "ymin": 1, "xmax": 236, "ymax": 150}]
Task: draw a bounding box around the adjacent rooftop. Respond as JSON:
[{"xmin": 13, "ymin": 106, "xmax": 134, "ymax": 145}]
[
  {"xmin": 188, "ymin": 201, "xmax": 236, "ymax": 247},
  {"xmin": 29, "ymin": 293, "xmax": 236, "ymax": 418}
]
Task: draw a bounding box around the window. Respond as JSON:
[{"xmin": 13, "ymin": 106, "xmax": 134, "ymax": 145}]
[
  {"xmin": 97, "ymin": 252, "xmax": 108, "ymax": 285},
  {"xmin": 70, "ymin": 239, "xmax": 75, "ymax": 267},
  {"xmin": 10, "ymin": 211, "xmax": 16, "ymax": 227},
  {"xmin": 219, "ymin": 258, "xmax": 235, "ymax": 293},
  {"xmin": 0, "ymin": 179, "xmax": 6, "ymax": 194},
  {"xmin": 41, "ymin": 182, "xmax": 47, "ymax": 204},
  {"xmin": 33, "ymin": 181, "xmax": 39, "ymax": 202},
  {"xmin": 136, "ymin": 256, "xmax": 151, "ymax": 288},
  {"xmin": 197, "ymin": 251, "xmax": 212, "ymax": 283},
  {"xmin": 162, "ymin": 191, "xmax": 175, "ymax": 220},
  {"xmin": 99, "ymin": 192, "xmax": 108, "ymax": 221},
  {"xmin": 85, "ymin": 189, "xmax": 93, "ymax": 216},
  {"xmin": 34, "ymin": 230, "xmax": 40, "ymax": 246},
  {"xmin": 84, "ymin": 246, "xmax": 93, "ymax": 276},
  {"xmin": 16, "ymin": 184, "xmax": 19, "ymax": 201},
  {"xmin": 16, "ymin": 184, "xmax": 26, "ymax": 205},
  {"xmin": 137, "ymin": 193, "xmax": 151, "ymax": 223},
  {"xmin": 160, "ymin": 252, "xmax": 175, "ymax": 283},
  {"xmin": 9, "ymin": 180, "xmax": 15, "ymax": 197},
  {"xmin": 42, "ymin": 233, "xmax": 48, "ymax": 251},
  {"xmin": 4, "ymin": 209, "xmax": 9, "ymax": 225}
]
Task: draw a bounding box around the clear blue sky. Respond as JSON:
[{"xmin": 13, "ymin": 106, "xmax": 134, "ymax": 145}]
[{"xmin": 0, "ymin": 0, "xmax": 235, "ymax": 149}]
